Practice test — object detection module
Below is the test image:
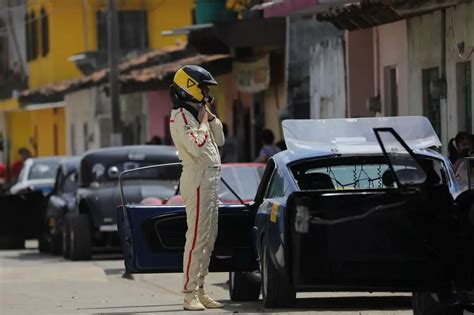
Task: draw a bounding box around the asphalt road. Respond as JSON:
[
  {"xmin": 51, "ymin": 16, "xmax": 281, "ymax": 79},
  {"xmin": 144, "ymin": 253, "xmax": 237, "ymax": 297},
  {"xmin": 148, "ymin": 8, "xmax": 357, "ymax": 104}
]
[{"xmin": 0, "ymin": 241, "xmax": 415, "ymax": 315}]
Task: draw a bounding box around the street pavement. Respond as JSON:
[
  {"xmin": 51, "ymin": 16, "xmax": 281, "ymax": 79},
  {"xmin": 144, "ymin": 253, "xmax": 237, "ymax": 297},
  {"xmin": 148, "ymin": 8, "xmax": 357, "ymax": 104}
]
[{"xmin": 1, "ymin": 241, "xmax": 415, "ymax": 315}]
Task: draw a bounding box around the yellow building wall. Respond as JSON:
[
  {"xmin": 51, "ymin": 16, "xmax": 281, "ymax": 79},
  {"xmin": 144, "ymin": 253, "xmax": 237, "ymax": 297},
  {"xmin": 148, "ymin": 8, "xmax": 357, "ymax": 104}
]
[
  {"xmin": 29, "ymin": 107, "xmax": 66, "ymax": 157},
  {"xmin": 27, "ymin": 0, "xmax": 194, "ymax": 89},
  {"xmin": 146, "ymin": 0, "xmax": 194, "ymax": 49},
  {"xmin": 5, "ymin": 111, "xmax": 34, "ymax": 162}
]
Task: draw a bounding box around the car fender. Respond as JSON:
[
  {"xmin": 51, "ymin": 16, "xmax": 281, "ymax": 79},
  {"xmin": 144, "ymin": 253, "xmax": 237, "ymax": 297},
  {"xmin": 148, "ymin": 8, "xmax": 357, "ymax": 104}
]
[{"xmin": 257, "ymin": 199, "xmax": 288, "ymax": 274}]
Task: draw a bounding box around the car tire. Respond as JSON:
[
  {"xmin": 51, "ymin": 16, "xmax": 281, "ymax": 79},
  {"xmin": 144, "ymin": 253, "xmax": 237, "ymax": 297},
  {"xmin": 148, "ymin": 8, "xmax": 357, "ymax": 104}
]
[
  {"xmin": 261, "ymin": 243, "xmax": 296, "ymax": 308},
  {"xmin": 38, "ymin": 232, "xmax": 50, "ymax": 253},
  {"xmin": 62, "ymin": 216, "xmax": 71, "ymax": 259},
  {"xmin": 50, "ymin": 232, "xmax": 62, "ymax": 255},
  {"xmin": 229, "ymin": 271, "xmax": 261, "ymax": 301},
  {"xmin": 412, "ymin": 292, "xmax": 463, "ymax": 315},
  {"xmin": 68, "ymin": 214, "xmax": 92, "ymax": 261},
  {"xmin": 0, "ymin": 237, "xmax": 24, "ymax": 250}
]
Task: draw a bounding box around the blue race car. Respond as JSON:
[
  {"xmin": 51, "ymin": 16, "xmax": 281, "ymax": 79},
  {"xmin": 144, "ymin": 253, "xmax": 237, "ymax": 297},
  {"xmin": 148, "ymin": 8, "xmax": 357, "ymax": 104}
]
[{"xmin": 118, "ymin": 117, "xmax": 474, "ymax": 314}]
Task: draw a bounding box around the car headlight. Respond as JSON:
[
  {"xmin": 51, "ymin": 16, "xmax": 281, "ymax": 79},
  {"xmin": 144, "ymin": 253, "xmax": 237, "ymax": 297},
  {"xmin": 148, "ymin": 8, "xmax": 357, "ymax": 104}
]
[{"xmin": 295, "ymin": 204, "xmax": 310, "ymax": 233}]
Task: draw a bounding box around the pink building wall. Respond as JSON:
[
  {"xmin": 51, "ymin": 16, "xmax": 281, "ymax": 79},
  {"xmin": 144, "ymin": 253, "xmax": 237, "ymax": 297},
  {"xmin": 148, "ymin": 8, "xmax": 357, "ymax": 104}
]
[
  {"xmin": 264, "ymin": 0, "xmax": 319, "ymax": 18},
  {"xmin": 346, "ymin": 28, "xmax": 375, "ymax": 118},
  {"xmin": 147, "ymin": 90, "xmax": 173, "ymax": 142},
  {"xmin": 375, "ymin": 20, "xmax": 409, "ymax": 116}
]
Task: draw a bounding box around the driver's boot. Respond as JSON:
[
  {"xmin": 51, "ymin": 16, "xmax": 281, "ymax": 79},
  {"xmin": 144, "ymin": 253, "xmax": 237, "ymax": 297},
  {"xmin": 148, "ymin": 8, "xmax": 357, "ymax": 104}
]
[
  {"xmin": 183, "ymin": 292, "xmax": 205, "ymax": 311},
  {"xmin": 197, "ymin": 287, "xmax": 223, "ymax": 309}
]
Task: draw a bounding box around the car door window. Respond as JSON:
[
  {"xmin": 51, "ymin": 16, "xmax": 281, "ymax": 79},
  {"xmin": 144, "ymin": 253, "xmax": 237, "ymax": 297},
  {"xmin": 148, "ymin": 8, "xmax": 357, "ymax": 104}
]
[
  {"xmin": 63, "ymin": 173, "xmax": 77, "ymax": 193},
  {"xmin": 266, "ymin": 169, "xmax": 289, "ymax": 198}
]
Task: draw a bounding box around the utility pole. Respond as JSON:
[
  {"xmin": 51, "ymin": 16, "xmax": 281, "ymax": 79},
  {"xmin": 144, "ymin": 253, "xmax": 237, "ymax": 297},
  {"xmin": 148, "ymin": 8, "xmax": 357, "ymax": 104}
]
[{"xmin": 108, "ymin": 0, "xmax": 122, "ymax": 146}]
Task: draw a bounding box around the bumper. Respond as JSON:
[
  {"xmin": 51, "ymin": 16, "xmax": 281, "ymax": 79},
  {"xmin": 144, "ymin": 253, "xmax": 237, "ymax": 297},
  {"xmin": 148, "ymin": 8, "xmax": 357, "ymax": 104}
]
[{"xmin": 99, "ymin": 224, "xmax": 118, "ymax": 232}]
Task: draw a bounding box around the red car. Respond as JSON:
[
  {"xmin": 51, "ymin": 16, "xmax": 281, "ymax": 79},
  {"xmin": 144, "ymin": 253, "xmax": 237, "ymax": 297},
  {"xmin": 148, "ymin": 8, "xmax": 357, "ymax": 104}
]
[{"xmin": 142, "ymin": 163, "xmax": 265, "ymax": 206}]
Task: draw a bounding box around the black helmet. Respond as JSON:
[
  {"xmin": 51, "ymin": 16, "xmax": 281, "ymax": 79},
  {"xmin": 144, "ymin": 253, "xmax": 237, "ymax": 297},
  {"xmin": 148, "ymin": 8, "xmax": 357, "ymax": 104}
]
[{"xmin": 171, "ymin": 65, "xmax": 217, "ymax": 104}]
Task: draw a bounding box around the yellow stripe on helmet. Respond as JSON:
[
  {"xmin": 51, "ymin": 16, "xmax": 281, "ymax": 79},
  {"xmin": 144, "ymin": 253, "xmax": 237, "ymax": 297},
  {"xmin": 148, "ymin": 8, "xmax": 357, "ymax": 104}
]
[{"xmin": 173, "ymin": 68, "xmax": 204, "ymax": 102}]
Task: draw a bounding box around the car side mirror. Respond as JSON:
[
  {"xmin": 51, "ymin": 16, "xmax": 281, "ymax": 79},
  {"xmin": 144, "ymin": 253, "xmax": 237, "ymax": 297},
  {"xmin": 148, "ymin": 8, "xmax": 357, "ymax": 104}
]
[{"xmin": 108, "ymin": 166, "xmax": 120, "ymax": 179}]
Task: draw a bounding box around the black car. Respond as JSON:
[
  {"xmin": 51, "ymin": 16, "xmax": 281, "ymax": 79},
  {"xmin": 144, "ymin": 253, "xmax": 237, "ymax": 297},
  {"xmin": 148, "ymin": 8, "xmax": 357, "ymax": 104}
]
[
  {"xmin": 63, "ymin": 145, "xmax": 180, "ymax": 260},
  {"xmin": 39, "ymin": 157, "xmax": 81, "ymax": 254}
]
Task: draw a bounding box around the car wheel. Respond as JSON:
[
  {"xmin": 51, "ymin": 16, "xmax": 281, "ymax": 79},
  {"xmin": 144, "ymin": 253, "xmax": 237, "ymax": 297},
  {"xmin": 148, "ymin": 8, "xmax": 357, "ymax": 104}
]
[
  {"xmin": 261, "ymin": 243, "xmax": 296, "ymax": 308},
  {"xmin": 412, "ymin": 292, "xmax": 463, "ymax": 315},
  {"xmin": 229, "ymin": 271, "xmax": 261, "ymax": 301},
  {"xmin": 62, "ymin": 216, "xmax": 71, "ymax": 259},
  {"xmin": 38, "ymin": 232, "xmax": 50, "ymax": 253},
  {"xmin": 0, "ymin": 237, "xmax": 24, "ymax": 249},
  {"xmin": 50, "ymin": 232, "xmax": 62, "ymax": 255},
  {"xmin": 69, "ymin": 214, "xmax": 92, "ymax": 261}
]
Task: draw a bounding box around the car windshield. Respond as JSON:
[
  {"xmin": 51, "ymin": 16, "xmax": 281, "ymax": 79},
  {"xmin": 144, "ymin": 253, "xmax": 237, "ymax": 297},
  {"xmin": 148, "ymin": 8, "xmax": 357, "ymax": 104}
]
[
  {"xmin": 292, "ymin": 155, "xmax": 446, "ymax": 190},
  {"xmin": 28, "ymin": 160, "xmax": 61, "ymax": 180},
  {"xmin": 218, "ymin": 165, "xmax": 265, "ymax": 202},
  {"xmin": 119, "ymin": 163, "xmax": 182, "ymax": 204},
  {"xmin": 91, "ymin": 161, "xmax": 181, "ymax": 182}
]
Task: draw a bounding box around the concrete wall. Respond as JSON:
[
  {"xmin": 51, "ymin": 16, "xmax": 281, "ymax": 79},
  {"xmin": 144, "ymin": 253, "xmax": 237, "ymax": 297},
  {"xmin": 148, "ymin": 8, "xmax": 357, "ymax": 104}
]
[
  {"xmin": 346, "ymin": 28, "xmax": 375, "ymax": 118},
  {"xmin": 407, "ymin": 7, "xmax": 474, "ymax": 151},
  {"xmin": 2, "ymin": 0, "xmax": 27, "ymax": 76},
  {"xmin": 376, "ymin": 20, "xmax": 409, "ymax": 116},
  {"xmin": 65, "ymin": 89, "xmax": 100, "ymax": 155},
  {"xmin": 309, "ymin": 37, "xmax": 346, "ymax": 119},
  {"xmin": 287, "ymin": 17, "xmax": 341, "ymax": 118},
  {"xmin": 445, "ymin": 3, "xmax": 474, "ymax": 137}
]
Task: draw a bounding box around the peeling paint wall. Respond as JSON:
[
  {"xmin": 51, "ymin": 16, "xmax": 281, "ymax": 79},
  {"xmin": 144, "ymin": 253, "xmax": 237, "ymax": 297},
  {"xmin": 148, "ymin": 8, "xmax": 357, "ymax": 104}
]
[
  {"xmin": 287, "ymin": 17, "xmax": 341, "ymax": 119},
  {"xmin": 65, "ymin": 88, "xmax": 100, "ymax": 155},
  {"xmin": 309, "ymin": 37, "xmax": 346, "ymax": 119}
]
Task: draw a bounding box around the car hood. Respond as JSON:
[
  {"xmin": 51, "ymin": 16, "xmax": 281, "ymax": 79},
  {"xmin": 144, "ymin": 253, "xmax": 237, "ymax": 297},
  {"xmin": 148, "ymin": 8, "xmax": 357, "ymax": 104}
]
[{"xmin": 10, "ymin": 179, "xmax": 55, "ymax": 194}]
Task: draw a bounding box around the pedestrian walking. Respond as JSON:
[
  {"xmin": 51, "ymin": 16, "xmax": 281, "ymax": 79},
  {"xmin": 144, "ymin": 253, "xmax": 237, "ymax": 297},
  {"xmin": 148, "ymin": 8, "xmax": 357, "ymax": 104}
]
[{"xmin": 169, "ymin": 65, "xmax": 225, "ymax": 311}]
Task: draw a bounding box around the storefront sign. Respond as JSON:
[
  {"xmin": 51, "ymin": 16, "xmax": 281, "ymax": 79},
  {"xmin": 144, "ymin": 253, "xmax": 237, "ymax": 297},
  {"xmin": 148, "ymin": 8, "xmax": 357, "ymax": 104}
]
[{"xmin": 233, "ymin": 54, "xmax": 270, "ymax": 93}]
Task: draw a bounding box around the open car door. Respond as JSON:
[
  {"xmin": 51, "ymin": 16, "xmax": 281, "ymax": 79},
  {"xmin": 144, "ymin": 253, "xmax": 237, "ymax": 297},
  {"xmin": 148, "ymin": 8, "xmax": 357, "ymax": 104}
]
[
  {"xmin": 286, "ymin": 128, "xmax": 460, "ymax": 290},
  {"xmin": 117, "ymin": 163, "xmax": 257, "ymax": 274},
  {"xmin": 0, "ymin": 191, "xmax": 47, "ymax": 247}
]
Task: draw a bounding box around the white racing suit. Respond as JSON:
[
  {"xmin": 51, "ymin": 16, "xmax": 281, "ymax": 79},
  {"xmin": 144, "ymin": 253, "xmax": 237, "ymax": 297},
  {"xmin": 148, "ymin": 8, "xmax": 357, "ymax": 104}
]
[{"xmin": 170, "ymin": 106, "xmax": 225, "ymax": 293}]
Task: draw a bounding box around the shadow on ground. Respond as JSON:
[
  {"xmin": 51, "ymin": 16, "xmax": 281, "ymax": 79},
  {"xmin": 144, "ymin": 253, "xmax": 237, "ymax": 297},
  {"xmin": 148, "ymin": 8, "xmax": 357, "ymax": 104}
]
[{"xmin": 83, "ymin": 295, "xmax": 411, "ymax": 314}]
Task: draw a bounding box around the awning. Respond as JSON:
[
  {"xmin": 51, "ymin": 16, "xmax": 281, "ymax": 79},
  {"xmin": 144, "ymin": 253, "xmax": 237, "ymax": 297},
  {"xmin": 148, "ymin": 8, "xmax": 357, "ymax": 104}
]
[
  {"xmin": 17, "ymin": 44, "xmax": 230, "ymax": 104},
  {"xmin": 316, "ymin": 0, "xmax": 457, "ymax": 31}
]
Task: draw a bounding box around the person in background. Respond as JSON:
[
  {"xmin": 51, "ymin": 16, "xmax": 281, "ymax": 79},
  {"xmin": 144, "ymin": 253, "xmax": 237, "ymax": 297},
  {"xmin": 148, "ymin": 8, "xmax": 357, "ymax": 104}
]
[
  {"xmin": 0, "ymin": 162, "xmax": 5, "ymax": 190},
  {"xmin": 11, "ymin": 147, "xmax": 32, "ymax": 181},
  {"xmin": 276, "ymin": 139, "xmax": 287, "ymax": 151},
  {"xmin": 255, "ymin": 129, "xmax": 280, "ymax": 163},
  {"xmin": 146, "ymin": 136, "xmax": 162, "ymax": 145},
  {"xmin": 448, "ymin": 131, "xmax": 472, "ymax": 165}
]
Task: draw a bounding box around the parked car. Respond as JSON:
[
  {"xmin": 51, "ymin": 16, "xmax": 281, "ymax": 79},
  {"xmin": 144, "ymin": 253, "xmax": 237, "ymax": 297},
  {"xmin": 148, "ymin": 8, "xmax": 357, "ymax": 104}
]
[
  {"xmin": 10, "ymin": 157, "xmax": 64, "ymax": 195},
  {"xmin": 39, "ymin": 157, "xmax": 81, "ymax": 254},
  {"xmin": 63, "ymin": 145, "xmax": 180, "ymax": 261},
  {"xmin": 166, "ymin": 163, "xmax": 265, "ymax": 206},
  {"xmin": 0, "ymin": 156, "xmax": 65, "ymax": 249},
  {"xmin": 118, "ymin": 117, "xmax": 474, "ymax": 313}
]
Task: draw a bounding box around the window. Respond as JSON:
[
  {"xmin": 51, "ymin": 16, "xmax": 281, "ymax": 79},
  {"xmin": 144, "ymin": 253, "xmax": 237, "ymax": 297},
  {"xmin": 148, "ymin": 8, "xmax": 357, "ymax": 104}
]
[
  {"xmin": 40, "ymin": 8, "xmax": 49, "ymax": 57},
  {"xmin": 422, "ymin": 67, "xmax": 441, "ymax": 136},
  {"xmin": 457, "ymin": 62, "xmax": 472, "ymax": 133},
  {"xmin": 25, "ymin": 13, "xmax": 30, "ymax": 61},
  {"xmin": 96, "ymin": 10, "xmax": 148, "ymax": 53},
  {"xmin": 53, "ymin": 123, "xmax": 58, "ymax": 155},
  {"xmin": 83, "ymin": 123, "xmax": 89, "ymax": 151},
  {"xmin": 266, "ymin": 169, "xmax": 288, "ymax": 198},
  {"xmin": 30, "ymin": 11, "xmax": 38, "ymax": 60},
  {"xmin": 64, "ymin": 173, "xmax": 78, "ymax": 193},
  {"xmin": 384, "ymin": 66, "xmax": 398, "ymax": 116},
  {"xmin": 70, "ymin": 124, "xmax": 75, "ymax": 155}
]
